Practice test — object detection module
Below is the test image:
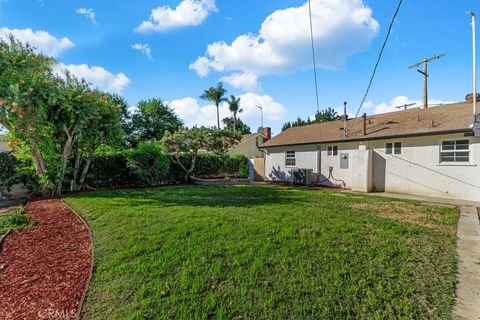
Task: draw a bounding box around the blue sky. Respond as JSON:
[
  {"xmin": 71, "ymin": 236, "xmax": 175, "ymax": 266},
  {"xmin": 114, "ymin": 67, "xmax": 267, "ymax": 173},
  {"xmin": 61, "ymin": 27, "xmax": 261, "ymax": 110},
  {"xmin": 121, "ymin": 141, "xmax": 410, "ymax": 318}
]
[{"xmin": 0, "ymin": 0, "xmax": 479, "ymax": 134}]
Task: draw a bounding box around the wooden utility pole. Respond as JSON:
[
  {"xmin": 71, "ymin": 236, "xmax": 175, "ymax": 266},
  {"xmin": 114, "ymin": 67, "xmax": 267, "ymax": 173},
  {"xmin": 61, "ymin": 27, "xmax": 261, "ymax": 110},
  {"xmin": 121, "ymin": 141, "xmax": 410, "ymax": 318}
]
[{"xmin": 409, "ymin": 54, "xmax": 445, "ymax": 109}]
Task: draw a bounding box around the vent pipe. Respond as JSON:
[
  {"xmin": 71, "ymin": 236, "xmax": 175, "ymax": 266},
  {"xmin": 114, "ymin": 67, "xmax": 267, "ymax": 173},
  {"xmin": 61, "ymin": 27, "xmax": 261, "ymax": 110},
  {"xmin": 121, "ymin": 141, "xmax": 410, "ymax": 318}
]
[{"xmin": 362, "ymin": 113, "xmax": 367, "ymax": 136}]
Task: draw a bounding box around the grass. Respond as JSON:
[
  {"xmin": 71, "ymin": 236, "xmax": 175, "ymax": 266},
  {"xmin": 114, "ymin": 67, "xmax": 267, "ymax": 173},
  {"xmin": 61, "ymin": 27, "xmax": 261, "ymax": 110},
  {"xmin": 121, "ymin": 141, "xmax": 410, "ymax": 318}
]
[
  {"xmin": 65, "ymin": 185, "xmax": 459, "ymax": 320},
  {"xmin": 0, "ymin": 206, "xmax": 32, "ymax": 235}
]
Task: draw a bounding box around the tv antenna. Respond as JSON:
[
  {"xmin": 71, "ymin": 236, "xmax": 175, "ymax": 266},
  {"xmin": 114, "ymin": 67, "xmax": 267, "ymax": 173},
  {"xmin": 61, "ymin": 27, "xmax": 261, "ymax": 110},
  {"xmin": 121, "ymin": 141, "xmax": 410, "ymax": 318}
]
[
  {"xmin": 409, "ymin": 53, "xmax": 445, "ymax": 109},
  {"xmin": 395, "ymin": 103, "xmax": 416, "ymax": 110}
]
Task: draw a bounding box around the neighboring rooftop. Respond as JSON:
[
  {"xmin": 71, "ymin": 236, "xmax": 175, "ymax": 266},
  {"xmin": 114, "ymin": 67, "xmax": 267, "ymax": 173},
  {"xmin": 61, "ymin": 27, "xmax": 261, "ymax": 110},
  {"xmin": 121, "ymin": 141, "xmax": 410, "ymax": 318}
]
[{"xmin": 260, "ymin": 101, "xmax": 476, "ymax": 148}]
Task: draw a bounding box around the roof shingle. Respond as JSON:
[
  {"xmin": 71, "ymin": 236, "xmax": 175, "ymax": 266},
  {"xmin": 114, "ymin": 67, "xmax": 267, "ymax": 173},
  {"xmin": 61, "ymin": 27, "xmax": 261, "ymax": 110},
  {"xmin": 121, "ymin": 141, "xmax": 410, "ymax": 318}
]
[{"xmin": 260, "ymin": 101, "xmax": 475, "ymax": 148}]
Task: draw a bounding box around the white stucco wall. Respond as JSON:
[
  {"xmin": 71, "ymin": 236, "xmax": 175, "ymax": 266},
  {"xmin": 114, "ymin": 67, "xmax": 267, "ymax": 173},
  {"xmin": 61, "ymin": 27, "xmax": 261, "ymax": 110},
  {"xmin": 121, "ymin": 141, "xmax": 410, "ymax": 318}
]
[{"xmin": 263, "ymin": 133, "xmax": 480, "ymax": 201}]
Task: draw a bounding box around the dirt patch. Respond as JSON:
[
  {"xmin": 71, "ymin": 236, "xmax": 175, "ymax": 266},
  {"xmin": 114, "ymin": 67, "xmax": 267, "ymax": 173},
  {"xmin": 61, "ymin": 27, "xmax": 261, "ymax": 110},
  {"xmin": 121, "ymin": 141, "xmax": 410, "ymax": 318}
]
[
  {"xmin": 0, "ymin": 199, "xmax": 92, "ymax": 320},
  {"xmin": 350, "ymin": 201, "xmax": 456, "ymax": 234}
]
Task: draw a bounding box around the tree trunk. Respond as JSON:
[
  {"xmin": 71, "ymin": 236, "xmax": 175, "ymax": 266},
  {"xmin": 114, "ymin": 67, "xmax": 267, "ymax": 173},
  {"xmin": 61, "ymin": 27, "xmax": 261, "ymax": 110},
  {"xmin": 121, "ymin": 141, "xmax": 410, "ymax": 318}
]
[
  {"xmin": 233, "ymin": 111, "xmax": 237, "ymax": 136},
  {"xmin": 216, "ymin": 102, "xmax": 220, "ymax": 129},
  {"xmin": 30, "ymin": 147, "xmax": 47, "ymax": 175},
  {"xmin": 71, "ymin": 149, "xmax": 82, "ymax": 192},
  {"xmin": 56, "ymin": 127, "xmax": 76, "ymax": 195},
  {"xmin": 173, "ymin": 154, "xmax": 196, "ymax": 183},
  {"xmin": 78, "ymin": 148, "xmax": 95, "ymax": 190}
]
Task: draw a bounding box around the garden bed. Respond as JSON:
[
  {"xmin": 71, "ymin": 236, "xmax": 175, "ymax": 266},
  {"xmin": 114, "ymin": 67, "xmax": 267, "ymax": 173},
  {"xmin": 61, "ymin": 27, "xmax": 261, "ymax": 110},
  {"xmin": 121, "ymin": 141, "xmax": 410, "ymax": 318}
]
[
  {"xmin": 191, "ymin": 176, "xmax": 251, "ymax": 186},
  {"xmin": 0, "ymin": 199, "xmax": 92, "ymax": 320}
]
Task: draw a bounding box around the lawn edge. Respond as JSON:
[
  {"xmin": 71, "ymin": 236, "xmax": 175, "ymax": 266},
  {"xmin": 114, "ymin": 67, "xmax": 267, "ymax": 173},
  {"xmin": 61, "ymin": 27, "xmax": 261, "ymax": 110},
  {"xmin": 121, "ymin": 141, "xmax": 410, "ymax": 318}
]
[{"xmin": 61, "ymin": 199, "xmax": 94, "ymax": 320}]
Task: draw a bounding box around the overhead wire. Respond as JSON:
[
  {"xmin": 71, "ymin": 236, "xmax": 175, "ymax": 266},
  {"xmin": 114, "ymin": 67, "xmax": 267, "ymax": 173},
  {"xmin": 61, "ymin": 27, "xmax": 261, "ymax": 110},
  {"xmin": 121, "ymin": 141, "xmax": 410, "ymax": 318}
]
[
  {"xmin": 351, "ymin": 0, "xmax": 404, "ymax": 129},
  {"xmin": 308, "ymin": 0, "xmax": 320, "ymax": 113}
]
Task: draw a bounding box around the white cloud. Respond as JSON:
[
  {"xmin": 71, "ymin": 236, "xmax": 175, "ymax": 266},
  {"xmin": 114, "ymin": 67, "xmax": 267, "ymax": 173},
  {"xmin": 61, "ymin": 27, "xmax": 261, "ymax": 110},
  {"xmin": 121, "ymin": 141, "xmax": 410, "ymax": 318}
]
[
  {"xmin": 75, "ymin": 8, "xmax": 97, "ymax": 24},
  {"xmin": 170, "ymin": 93, "xmax": 286, "ymax": 128},
  {"xmin": 364, "ymin": 96, "xmax": 451, "ymax": 115},
  {"xmin": 0, "ymin": 27, "xmax": 74, "ymax": 57},
  {"xmin": 132, "ymin": 43, "xmax": 153, "ymax": 60},
  {"xmin": 54, "ymin": 63, "xmax": 131, "ymax": 94},
  {"xmin": 220, "ymin": 72, "xmax": 258, "ymax": 91},
  {"xmin": 190, "ymin": 0, "xmax": 378, "ymax": 89},
  {"xmin": 135, "ymin": 0, "xmax": 218, "ymax": 33}
]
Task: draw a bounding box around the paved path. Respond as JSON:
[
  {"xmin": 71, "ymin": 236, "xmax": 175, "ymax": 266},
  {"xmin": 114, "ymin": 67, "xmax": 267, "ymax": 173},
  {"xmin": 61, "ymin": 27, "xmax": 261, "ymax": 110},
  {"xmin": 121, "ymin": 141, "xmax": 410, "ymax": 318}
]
[{"xmin": 454, "ymin": 204, "xmax": 480, "ymax": 320}]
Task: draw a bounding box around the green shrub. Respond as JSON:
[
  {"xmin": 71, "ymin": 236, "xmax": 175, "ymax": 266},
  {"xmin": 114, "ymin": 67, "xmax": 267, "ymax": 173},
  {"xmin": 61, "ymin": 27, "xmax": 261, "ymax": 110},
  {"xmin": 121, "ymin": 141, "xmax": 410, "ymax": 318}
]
[
  {"xmin": 0, "ymin": 210, "xmax": 32, "ymax": 235},
  {"xmin": 0, "ymin": 152, "xmax": 38, "ymax": 194},
  {"xmin": 86, "ymin": 152, "xmax": 135, "ymax": 189},
  {"xmin": 126, "ymin": 142, "xmax": 170, "ymax": 186}
]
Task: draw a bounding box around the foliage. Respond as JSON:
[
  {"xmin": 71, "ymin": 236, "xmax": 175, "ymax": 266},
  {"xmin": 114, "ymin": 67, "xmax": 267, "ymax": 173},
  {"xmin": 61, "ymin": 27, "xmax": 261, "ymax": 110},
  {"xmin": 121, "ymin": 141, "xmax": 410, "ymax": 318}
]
[
  {"xmin": 65, "ymin": 186, "xmax": 458, "ymax": 319},
  {"xmin": 85, "ymin": 152, "xmax": 133, "ymax": 189},
  {"xmin": 0, "ymin": 151, "xmax": 37, "ymax": 194},
  {"xmin": 0, "ymin": 208, "xmax": 32, "ymax": 235},
  {"xmin": 281, "ymin": 107, "xmax": 342, "ymax": 131},
  {"xmin": 0, "ymin": 36, "xmax": 126, "ymax": 195},
  {"xmin": 226, "ymin": 95, "xmax": 242, "ymax": 135},
  {"xmin": 200, "ymin": 82, "xmax": 227, "ymax": 129},
  {"xmin": 222, "ymin": 116, "xmax": 251, "ymax": 135},
  {"xmin": 163, "ymin": 127, "xmax": 239, "ymax": 181},
  {"xmin": 126, "ymin": 98, "xmax": 183, "ymax": 146},
  {"xmin": 126, "ymin": 142, "xmax": 170, "ymax": 186}
]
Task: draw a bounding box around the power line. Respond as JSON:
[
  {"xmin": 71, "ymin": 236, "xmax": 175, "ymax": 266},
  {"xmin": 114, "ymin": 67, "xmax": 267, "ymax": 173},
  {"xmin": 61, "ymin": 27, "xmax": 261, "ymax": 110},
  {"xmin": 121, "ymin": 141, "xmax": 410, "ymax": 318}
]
[
  {"xmin": 308, "ymin": 0, "xmax": 320, "ymax": 113},
  {"xmin": 351, "ymin": 0, "xmax": 404, "ymax": 129}
]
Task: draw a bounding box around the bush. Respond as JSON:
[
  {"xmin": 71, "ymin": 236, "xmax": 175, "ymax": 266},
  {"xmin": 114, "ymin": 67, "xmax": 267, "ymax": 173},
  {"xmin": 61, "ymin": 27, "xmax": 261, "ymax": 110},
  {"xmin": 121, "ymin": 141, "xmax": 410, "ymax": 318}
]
[
  {"xmin": 0, "ymin": 210, "xmax": 32, "ymax": 235},
  {"xmin": 0, "ymin": 152, "xmax": 37, "ymax": 194},
  {"xmin": 85, "ymin": 152, "xmax": 134, "ymax": 189},
  {"xmin": 126, "ymin": 143, "xmax": 170, "ymax": 186}
]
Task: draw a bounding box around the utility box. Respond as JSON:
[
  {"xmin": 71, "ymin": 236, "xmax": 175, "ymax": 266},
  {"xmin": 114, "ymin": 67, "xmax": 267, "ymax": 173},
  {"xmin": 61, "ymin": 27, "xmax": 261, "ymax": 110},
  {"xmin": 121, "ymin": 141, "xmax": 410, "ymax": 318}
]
[
  {"xmin": 340, "ymin": 153, "xmax": 349, "ymax": 169},
  {"xmin": 292, "ymin": 168, "xmax": 314, "ymax": 186}
]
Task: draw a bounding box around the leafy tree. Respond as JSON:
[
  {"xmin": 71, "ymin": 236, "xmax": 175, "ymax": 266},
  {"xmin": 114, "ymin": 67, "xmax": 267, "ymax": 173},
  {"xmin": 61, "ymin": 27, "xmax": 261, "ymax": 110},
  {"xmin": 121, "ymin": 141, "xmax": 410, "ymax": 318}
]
[
  {"xmin": 200, "ymin": 82, "xmax": 227, "ymax": 129},
  {"xmin": 222, "ymin": 116, "xmax": 251, "ymax": 135},
  {"xmin": 163, "ymin": 127, "xmax": 239, "ymax": 182},
  {"xmin": 226, "ymin": 95, "xmax": 242, "ymax": 135},
  {"xmin": 0, "ymin": 36, "xmax": 60, "ymax": 188},
  {"xmin": 126, "ymin": 142, "xmax": 170, "ymax": 186},
  {"xmin": 128, "ymin": 98, "xmax": 183, "ymax": 146},
  {"xmin": 281, "ymin": 107, "xmax": 341, "ymax": 131},
  {"xmin": 314, "ymin": 107, "xmax": 341, "ymax": 122}
]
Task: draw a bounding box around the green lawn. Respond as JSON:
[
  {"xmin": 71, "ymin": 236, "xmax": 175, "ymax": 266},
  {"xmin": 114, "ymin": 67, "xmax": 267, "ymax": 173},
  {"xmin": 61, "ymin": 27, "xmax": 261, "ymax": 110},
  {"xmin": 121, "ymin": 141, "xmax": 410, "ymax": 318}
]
[{"xmin": 65, "ymin": 185, "xmax": 459, "ymax": 320}]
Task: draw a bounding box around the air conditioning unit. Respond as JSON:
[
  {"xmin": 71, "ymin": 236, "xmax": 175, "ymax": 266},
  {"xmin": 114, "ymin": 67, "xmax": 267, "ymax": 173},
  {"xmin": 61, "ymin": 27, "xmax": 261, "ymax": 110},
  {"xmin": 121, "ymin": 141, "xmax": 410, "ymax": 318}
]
[{"xmin": 292, "ymin": 168, "xmax": 313, "ymax": 186}]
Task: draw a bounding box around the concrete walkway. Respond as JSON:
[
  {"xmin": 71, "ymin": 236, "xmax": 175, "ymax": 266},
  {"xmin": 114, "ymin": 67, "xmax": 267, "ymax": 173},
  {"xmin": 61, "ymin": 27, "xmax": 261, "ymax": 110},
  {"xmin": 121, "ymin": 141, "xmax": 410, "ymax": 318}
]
[
  {"xmin": 454, "ymin": 204, "xmax": 480, "ymax": 320},
  {"xmin": 355, "ymin": 192, "xmax": 480, "ymax": 319}
]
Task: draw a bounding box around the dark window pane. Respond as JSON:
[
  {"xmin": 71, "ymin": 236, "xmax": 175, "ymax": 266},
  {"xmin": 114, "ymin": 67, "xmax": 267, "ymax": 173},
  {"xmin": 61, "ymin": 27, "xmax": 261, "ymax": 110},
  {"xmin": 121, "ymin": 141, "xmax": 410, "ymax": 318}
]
[
  {"xmin": 394, "ymin": 142, "xmax": 402, "ymax": 155},
  {"xmin": 386, "ymin": 143, "xmax": 393, "ymax": 155}
]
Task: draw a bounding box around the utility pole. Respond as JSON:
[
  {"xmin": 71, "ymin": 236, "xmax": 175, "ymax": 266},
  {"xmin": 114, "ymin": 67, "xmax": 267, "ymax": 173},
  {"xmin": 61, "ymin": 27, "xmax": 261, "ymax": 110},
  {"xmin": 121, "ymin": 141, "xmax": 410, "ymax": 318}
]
[
  {"xmin": 395, "ymin": 103, "xmax": 416, "ymax": 111},
  {"xmin": 468, "ymin": 12, "xmax": 477, "ymax": 122},
  {"xmin": 256, "ymin": 105, "xmax": 264, "ymax": 130},
  {"xmin": 409, "ymin": 53, "xmax": 446, "ymax": 109}
]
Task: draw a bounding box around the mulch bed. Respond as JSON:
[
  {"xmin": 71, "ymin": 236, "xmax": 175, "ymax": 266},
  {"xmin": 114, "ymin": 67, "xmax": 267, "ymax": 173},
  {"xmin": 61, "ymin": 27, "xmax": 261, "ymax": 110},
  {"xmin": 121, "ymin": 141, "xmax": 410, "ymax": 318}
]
[{"xmin": 0, "ymin": 199, "xmax": 92, "ymax": 320}]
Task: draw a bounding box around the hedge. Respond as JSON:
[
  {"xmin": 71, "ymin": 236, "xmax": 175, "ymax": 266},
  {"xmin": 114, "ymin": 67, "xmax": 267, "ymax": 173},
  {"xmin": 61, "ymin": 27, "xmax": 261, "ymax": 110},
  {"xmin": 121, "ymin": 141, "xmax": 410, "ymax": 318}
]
[
  {"xmin": 0, "ymin": 152, "xmax": 37, "ymax": 194},
  {"xmin": 85, "ymin": 151, "xmax": 249, "ymax": 189}
]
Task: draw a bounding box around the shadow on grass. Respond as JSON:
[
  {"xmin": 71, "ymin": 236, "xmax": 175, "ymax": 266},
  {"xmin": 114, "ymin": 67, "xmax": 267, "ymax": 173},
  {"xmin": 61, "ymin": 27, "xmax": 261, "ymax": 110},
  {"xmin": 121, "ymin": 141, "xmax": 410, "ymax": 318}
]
[{"xmin": 69, "ymin": 185, "xmax": 304, "ymax": 208}]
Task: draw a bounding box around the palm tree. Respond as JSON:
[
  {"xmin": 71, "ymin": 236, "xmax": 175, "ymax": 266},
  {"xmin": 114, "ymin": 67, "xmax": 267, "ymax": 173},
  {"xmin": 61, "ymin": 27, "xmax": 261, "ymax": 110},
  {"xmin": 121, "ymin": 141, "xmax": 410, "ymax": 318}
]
[
  {"xmin": 200, "ymin": 82, "xmax": 228, "ymax": 129},
  {"xmin": 227, "ymin": 95, "xmax": 242, "ymax": 135}
]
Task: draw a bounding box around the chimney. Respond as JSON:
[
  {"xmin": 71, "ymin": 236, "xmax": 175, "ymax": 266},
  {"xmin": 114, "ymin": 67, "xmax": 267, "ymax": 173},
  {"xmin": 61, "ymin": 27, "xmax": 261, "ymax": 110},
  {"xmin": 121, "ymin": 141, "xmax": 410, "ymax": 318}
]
[
  {"xmin": 362, "ymin": 113, "xmax": 367, "ymax": 136},
  {"xmin": 262, "ymin": 127, "xmax": 271, "ymax": 141}
]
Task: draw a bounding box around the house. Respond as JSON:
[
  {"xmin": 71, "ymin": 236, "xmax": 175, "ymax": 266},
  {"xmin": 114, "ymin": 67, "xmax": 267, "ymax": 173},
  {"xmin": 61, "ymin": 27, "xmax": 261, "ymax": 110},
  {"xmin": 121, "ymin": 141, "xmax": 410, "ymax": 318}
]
[
  {"xmin": 0, "ymin": 134, "xmax": 7, "ymax": 152},
  {"xmin": 229, "ymin": 128, "xmax": 271, "ymax": 180},
  {"xmin": 259, "ymin": 100, "xmax": 480, "ymax": 201}
]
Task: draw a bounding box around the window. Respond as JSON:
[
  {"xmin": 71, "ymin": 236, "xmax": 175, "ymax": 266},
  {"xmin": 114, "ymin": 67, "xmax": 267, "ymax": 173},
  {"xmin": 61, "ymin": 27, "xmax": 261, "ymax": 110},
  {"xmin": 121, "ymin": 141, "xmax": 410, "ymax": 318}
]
[
  {"xmin": 386, "ymin": 142, "xmax": 402, "ymax": 155},
  {"xmin": 285, "ymin": 151, "xmax": 296, "ymax": 166},
  {"xmin": 440, "ymin": 140, "xmax": 470, "ymax": 163},
  {"xmin": 327, "ymin": 146, "xmax": 338, "ymax": 156}
]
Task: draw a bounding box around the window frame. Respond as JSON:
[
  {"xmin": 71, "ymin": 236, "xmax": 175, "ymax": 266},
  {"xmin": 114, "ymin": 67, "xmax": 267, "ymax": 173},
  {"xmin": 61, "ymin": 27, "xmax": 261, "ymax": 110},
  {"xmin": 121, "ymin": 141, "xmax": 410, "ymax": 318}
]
[
  {"xmin": 385, "ymin": 142, "xmax": 402, "ymax": 155},
  {"xmin": 285, "ymin": 150, "xmax": 296, "ymax": 167},
  {"xmin": 327, "ymin": 145, "xmax": 338, "ymax": 157},
  {"xmin": 439, "ymin": 139, "xmax": 470, "ymax": 164}
]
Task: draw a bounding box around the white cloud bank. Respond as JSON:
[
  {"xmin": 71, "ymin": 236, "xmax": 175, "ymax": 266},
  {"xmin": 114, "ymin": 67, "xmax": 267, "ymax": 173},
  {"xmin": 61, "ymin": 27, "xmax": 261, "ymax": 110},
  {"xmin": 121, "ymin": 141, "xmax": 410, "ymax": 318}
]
[
  {"xmin": 132, "ymin": 43, "xmax": 153, "ymax": 60},
  {"xmin": 75, "ymin": 8, "xmax": 97, "ymax": 24},
  {"xmin": 0, "ymin": 27, "xmax": 74, "ymax": 57},
  {"xmin": 190, "ymin": 0, "xmax": 379, "ymax": 91},
  {"xmin": 364, "ymin": 96, "xmax": 451, "ymax": 115},
  {"xmin": 135, "ymin": 0, "xmax": 218, "ymax": 33},
  {"xmin": 170, "ymin": 93, "xmax": 286, "ymax": 128},
  {"xmin": 54, "ymin": 63, "xmax": 131, "ymax": 94}
]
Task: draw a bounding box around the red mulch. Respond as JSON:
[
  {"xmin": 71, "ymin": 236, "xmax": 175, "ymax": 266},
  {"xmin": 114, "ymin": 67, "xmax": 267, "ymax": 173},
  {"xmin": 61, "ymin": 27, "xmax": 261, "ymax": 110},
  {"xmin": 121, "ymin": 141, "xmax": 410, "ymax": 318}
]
[{"xmin": 0, "ymin": 199, "xmax": 92, "ymax": 320}]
